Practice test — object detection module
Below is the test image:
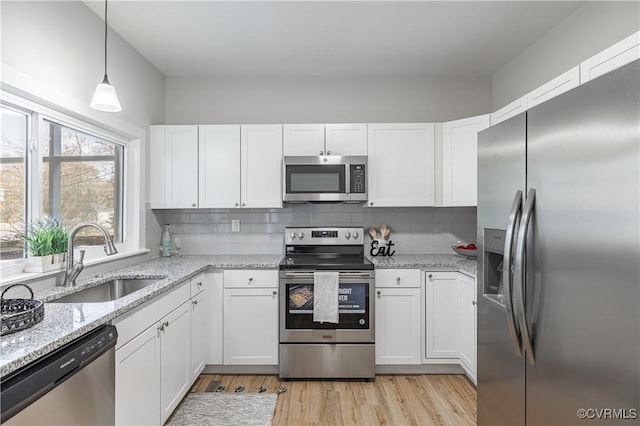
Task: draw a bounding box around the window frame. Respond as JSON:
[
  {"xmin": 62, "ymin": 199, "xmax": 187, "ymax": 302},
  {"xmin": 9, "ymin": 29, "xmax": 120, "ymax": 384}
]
[{"xmin": 0, "ymin": 89, "xmax": 145, "ymax": 278}]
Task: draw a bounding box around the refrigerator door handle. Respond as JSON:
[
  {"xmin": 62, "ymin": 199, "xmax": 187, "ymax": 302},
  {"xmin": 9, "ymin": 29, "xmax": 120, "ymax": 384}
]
[
  {"xmin": 503, "ymin": 190, "xmax": 523, "ymax": 357},
  {"xmin": 514, "ymin": 188, "xmax": 536, "ymax": 365}
]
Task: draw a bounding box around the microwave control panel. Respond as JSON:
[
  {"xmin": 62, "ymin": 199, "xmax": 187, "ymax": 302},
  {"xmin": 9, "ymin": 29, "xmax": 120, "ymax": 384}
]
[{"xmin": 350, "ymin": 164, "xmax": 366, "ymax": 193}]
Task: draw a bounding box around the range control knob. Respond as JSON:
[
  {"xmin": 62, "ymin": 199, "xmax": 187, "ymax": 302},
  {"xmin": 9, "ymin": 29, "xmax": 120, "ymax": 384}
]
[
  {"xmin": 353, "ymin": 231, "xmax": 359, "ymax": 239},
  {"xmin": 345, "ymin": 231, "xmax": 351, "ymax": 239},
  {"xmin": 290, "ymin": 232, "xmax": 297, "ymax": 240},
  {"xmin": 297, "ymin": 232, "xmax": 305, "ymax": 239}
]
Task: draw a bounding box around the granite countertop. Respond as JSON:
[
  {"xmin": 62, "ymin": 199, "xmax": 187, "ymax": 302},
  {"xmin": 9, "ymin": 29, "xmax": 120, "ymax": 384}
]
[
  {"xmin": 369, "ymin": 254, "xmax": 477, "ymax": 276},
  {"xmin": 1, "ymin": 253, "xmax": 476, "ymax": 377},
  {"xmin": 0, "ymin": 255, "xmax": 281, "ymax": 377}
]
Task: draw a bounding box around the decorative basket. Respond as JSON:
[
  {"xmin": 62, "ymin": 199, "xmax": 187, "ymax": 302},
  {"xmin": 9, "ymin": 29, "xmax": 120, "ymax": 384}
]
[{"xmin": 1, "ymin": 284, "xmax": 45, "ymax": 336}]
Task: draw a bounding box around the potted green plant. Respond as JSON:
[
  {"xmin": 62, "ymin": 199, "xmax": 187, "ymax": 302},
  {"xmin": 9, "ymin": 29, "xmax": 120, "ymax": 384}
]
[{"xmin": 19, "ymin": 218, "xmax": 69, "ymax": 272}]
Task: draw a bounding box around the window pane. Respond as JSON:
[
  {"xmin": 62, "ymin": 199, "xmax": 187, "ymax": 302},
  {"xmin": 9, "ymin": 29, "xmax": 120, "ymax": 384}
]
[
  {"xmin": 0, "ymin": 107, "xmax": 28, "ymax": 260},
  {"xmin": 42, "ymin": 121, "xmax": 123, "ymax": 245}
]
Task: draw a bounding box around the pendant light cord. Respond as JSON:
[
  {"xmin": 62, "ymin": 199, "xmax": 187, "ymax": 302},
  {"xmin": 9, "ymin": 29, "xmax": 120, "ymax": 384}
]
[{"xmin": 104, "ymin": 0, "xmax": 108, "ymax": 76}]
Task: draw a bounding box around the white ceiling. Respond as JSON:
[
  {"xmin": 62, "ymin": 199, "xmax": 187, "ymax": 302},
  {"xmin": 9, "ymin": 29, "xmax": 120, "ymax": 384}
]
[{"xmin": 83, "ymin": 1, "xmax": 584, "ymax": 77}]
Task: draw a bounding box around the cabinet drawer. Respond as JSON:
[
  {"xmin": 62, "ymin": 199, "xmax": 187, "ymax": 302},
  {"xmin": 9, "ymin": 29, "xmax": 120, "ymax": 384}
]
[
  {"xmin": 190, "ymin": 272, "xmax": 205, "ymax": 296},
  {"xmin": 223, "ymin": 270, "xmax": 278, "ymax": 288},
  {"xmin": 375, "ymin": 269, "xmax": 421, "ymax": 288}
]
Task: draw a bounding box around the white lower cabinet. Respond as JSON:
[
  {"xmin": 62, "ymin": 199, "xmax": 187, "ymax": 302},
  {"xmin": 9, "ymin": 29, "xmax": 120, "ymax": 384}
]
[
  {"xmin": 160, "ymin": 302, "xmax": 191, "ymax": 424},
  {"xmin": 205, "ymin": 272, "xmax": 223, "ymax": 365},
  {"xmin": 425, "ymin": 271, "xmax": 460, "ymax": 359},
  {"xmin": 115, "ymin": 325, "xmax": 159, "ymax": 426},
  {"xmin": 189, "ymin": 276, "xmax": 207, "ymax": 383},
  {"xmin": 375, "ymin": 286, "xmax": 421, "ymax": 365},
  {"xmin": 458, "ymin": 272, "xmax": 477, "ymax": 381},
  {"xmin": 223, "ymin": 270, "xmax": 279, "ymax": 365},
  {"xmin": 114, "ymin": 280, "xmax": 193, "ymax": 426}
]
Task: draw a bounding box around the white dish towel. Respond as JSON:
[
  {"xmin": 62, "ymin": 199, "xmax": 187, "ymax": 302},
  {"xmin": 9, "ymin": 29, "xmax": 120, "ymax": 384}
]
[{"xmin": 313, "ymin": 271, "xmax": 339, "ymax": 324}]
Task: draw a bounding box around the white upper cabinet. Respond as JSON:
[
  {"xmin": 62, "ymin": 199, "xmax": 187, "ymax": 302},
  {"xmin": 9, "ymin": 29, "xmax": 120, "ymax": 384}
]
[
  {"xmin": 241, "ymin": 125, "xmax": 283, "ymax": 208},
  {"xmin": 580, "ymin": 31, "xmax": 640, "ymax": 83},
  {"xmin": 325, "ymin": 124, "xmax": 367, "ymax": 155},
  {"xmin": 527, "ymin": 66, "xmax": 580, "ymax": 108},
  {"xmin": 490, "ymin": 95, "xmax": 527, "ymax": 126},
  {"xmin": 150, "ymin": 125, "xmax": 199, "ymax": 209},
  {"xmin": 199, "ymin": 125, "xmax": 241, "ymax": 208},
  {"xmin": 283, "ymin": 124, "xmax": 325, "ymax": 155},
  {"xmin": 367, "ymin": 123, "xmax": 435, "ymax": 207},
  {"xmin": 283, "ymin": 123, "xmax": 367, "ymax": 156},
  {"xmin": 438, "ymin": 114, "xmax": 490, "ymax": 207}
]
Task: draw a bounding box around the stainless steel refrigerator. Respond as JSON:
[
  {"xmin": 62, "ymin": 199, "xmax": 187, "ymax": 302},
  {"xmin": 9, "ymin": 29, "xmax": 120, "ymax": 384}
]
[{"xmin": 477, "ymin": 60, "xmax": 639, "ymax": 425}]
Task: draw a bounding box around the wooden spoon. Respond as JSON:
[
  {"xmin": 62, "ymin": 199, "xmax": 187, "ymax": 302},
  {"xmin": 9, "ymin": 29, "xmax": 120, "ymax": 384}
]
[
  {"xmin": 380, "ymin": 224, "xmax": 390, "ymax": 240},
  {"xmin": 368, "ymin": 227, "xmax": 378, "ymax": 240}
]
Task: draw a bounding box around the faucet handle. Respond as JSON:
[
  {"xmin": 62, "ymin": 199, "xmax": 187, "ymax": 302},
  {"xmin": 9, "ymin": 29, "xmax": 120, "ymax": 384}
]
[{"xmin": 78, "ymin": 249, "xmax": 86, "ymax": 263}]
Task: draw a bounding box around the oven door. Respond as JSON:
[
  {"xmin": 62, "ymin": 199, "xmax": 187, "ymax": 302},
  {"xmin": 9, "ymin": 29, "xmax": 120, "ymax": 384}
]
[
  {"xmin": 279, "ymin": 270, "xmax": 375, "ymax": 343},
  {"xmin": 283, "ymin": 156, "xmax": 350, "ymax": 202}
]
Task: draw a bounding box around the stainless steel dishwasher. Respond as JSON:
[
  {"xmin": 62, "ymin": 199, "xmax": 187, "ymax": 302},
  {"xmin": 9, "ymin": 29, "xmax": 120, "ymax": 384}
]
[{"xmin": 1, "ymin": 325, "xmax": 117, "ymax": 425}]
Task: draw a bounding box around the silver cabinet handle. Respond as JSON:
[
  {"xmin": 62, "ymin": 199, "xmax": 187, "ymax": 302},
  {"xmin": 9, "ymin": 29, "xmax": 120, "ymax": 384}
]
[
  {"xmin": 428, "ymin": 274, "xmax": 432, "ymax": 279},
  {"xmin": 272, "ymin": 290, "xmax": 277, "ymax": 295},
  {"xmin": 158, "ymin": 324, "xmax": 164, "ymax": 333},
  {"xmin": 472, "ymin": 300, "xmax": 477, "ymax": 306},
  {"xmin": 396, "ymin": 277, "xmax": 401, "ymax": 284},
  {"xmin": 326, "ymin": 151, "xmax": 330, "ymax": 155},
  {"xmin": 320, "ymin": 151, "xmax": 324, "ymax": 155},
  {"xmin": 164, "ymin": 321, "xmax": 169, "ymax": 328},
  {"xmin": 369, "ymin": 202, "xmax": 374, "ymax": 206},
  {"xmin": 192, "ymin": 203, "xmax": 196, "ymax": 207},
  {"xmin": 503, "ymin": 190, "xmax": 523, "ymax": 357},
  {"xmin": 235, "ymin": 202, "xmax": 239, "ymax": 207},
  {"xmin": 248, "ymin": 277, "xmax": 254, "ymax": 284},
  {"xmin": 196, "ymin": 281, "xmax": 203, "ymax": 287},
  {"xmin": 514, "ymin": 188, "xmax": 536, "ymax": 365},
  {"xmin": 376, "ymin": 290, "xmax": 381, "ymax": 296},
  {"xmin": 192, "ymin": 300, "xmax": 198, "ymax": 305},
  {"xmin": 241, "ymin": 203, "xmax": 246, "ymax": 207}
]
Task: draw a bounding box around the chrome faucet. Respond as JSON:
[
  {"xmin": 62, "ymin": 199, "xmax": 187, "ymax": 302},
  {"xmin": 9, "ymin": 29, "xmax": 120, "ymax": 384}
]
[{"xmin": 63, "ymin": 222, "xmax": 118, "ymax": 287}]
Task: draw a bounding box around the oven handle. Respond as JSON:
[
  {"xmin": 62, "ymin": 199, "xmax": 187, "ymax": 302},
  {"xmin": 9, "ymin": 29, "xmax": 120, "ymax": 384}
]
[{"xmin": 282, "ymin": 271, "xmax": 374, "ymax": 279}]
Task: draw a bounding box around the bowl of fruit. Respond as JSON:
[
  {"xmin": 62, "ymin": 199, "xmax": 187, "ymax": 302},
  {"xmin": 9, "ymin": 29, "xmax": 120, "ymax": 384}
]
[{"xmin": 452, "ymin": 242, "xmax": 478, "ymax": 259}]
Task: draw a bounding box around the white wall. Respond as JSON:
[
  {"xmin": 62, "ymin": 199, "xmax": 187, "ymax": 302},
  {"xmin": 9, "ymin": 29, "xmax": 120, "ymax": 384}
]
[
  {"xmin": 165, "ymin": 75, "xmax": 491, "ymax": 124},
  {"xmin": 1, "ymin": 1, "xmax": 166, "ymax": 257},
  {"xmin": 492, "ymin": 1, "xmax": 640, "ymax": 109}
]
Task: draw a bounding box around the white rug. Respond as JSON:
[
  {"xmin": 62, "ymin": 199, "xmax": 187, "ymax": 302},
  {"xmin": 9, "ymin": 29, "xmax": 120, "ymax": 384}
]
[{"xmin": 167, "ymin": 393, "xmax": 277, "ymax": 426}]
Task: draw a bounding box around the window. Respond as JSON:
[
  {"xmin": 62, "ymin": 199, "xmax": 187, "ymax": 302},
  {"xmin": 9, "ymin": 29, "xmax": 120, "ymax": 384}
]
[
  {"xmin": 0, "ymin": 106, "xmax": 29, "ymax": 260},
  {"xmin": 0, "ymin": 101, "xmax": 127, "ymax": 262},
  {"xmin": 41, "ymin": 121, "xmax": 124, "ymax": 246}
]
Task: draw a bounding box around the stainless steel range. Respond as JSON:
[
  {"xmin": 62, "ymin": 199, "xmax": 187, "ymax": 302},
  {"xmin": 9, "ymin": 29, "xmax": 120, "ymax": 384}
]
[{"xmin": 279, "ymin": 227, "xmax": 375, "ymax": 379}]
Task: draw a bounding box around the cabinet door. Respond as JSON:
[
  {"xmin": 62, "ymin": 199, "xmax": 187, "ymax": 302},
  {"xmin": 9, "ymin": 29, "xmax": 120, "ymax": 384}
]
[
  {"xmin": 115, "ymin": 325, "xmax": 160, "ymax": 426},
  {"xmin": 241, "ymin": 125, "xmax": 283, "ymax": 208},
  {"xmin": 325, "ymin": 124, "xmax": 367, "ymax": 155},
  {"xmin": 580, "ymin": 31, "xmax": 640, "ymax": 83},
  {"xmin": 441, "ymin": 115, "xmax": 490, "ymax": 206},
  {"xmin": 425, "ymin": 272, "xmax": 459, "ymax": 359},
  {"xmin": 458, "ymin": 273, "xmax": 477, "ymax": 380},
  {"xmin": 199, "ymin": 125, "xmax": 241, "ymax": 208},
  {"xmin": 160, "ymin": 302, "xmax": 191, "ymax": 424},
  {"xmin": 205, "ymin": 272, "xmax": 224, "ymax": 365},
  {"xmin": 165, "ymin": 126, "xmax": 199, "ymax": 208},
  {"xmin": 375, "ymin": 287, "xmax": 421, "ymax": 365},
  {"xmin": 367, "ymin": 123, "xmax": 435, "ymax": 207},
  {"xmin": 149, "ymin": 126, "xmax": 166, "ymax": 208},
  {"xmin": 490, "ymin": 95, "xmax": 527, "ymax": 126},
  {"xmin": 527, "ymin": 66, "xmax": 580, "ymax": 108},
  {"xmin": 190, "ymin": 291, "xmax": 207, "ymax": 382},
  {"xmin": 283, "ymin": 124, "xmax": 325, "ymax": 156},
  {"xmin": 224, "ymin": 288, "xmax": 279, "ymax": 365}
]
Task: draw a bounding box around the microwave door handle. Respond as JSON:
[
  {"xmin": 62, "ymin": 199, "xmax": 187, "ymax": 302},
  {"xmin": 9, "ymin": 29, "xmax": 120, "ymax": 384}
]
[{"xmin": 345, "ymin": 163, "xmax": 350, "ymax": 194}]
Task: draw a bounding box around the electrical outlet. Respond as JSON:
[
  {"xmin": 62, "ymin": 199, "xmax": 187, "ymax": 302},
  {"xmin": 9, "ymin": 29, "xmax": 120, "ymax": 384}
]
[{"xmin": 232, "ymin": 219, "xmax": 240, "ymax": 232}]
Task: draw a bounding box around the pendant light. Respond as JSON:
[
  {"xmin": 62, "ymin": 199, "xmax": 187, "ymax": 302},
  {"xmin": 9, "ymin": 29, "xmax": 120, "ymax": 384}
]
[{"xmin": 90, "ymin": 0, "xmax": 122, "ymax": 112}]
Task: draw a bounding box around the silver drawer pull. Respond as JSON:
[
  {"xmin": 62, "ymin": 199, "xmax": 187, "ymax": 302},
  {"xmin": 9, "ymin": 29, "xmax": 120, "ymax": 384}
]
[
  {"xmin": 272, "ymin": 290, "xmax": 277, "ymax": 295},
  {"xmin": 396, "ymin": 277, "xmax": 401, "ymax": 284}
]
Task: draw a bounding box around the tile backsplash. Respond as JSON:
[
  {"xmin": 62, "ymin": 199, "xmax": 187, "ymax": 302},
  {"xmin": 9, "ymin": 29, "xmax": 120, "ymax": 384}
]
[{"xmin": 152, "ymin": 204, "xmax": 476, "ymax": 255}]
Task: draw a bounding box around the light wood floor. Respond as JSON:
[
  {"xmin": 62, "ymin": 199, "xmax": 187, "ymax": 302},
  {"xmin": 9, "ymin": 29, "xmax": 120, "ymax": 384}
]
[{"xmin": 191, "ymin": 374, "xmax": 476, "ymax": 425}]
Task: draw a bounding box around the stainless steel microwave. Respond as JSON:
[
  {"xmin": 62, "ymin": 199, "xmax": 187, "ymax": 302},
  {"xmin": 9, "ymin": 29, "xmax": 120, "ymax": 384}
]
[{"xmin": 283, "ymin": 156, "xmax": 367, "ymax": 202}]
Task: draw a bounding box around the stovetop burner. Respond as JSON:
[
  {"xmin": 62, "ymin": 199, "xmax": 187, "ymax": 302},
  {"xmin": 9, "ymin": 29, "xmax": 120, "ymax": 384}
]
[{"xmin": 280, "ymin": 226, "xmax": 373, "ymax": 271}]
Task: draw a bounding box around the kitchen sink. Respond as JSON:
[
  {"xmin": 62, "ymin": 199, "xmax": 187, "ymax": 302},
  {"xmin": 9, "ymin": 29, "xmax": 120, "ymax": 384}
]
[{"xmin": 50, "ymin": 277, "xmax": 165, "ymax": 303}]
